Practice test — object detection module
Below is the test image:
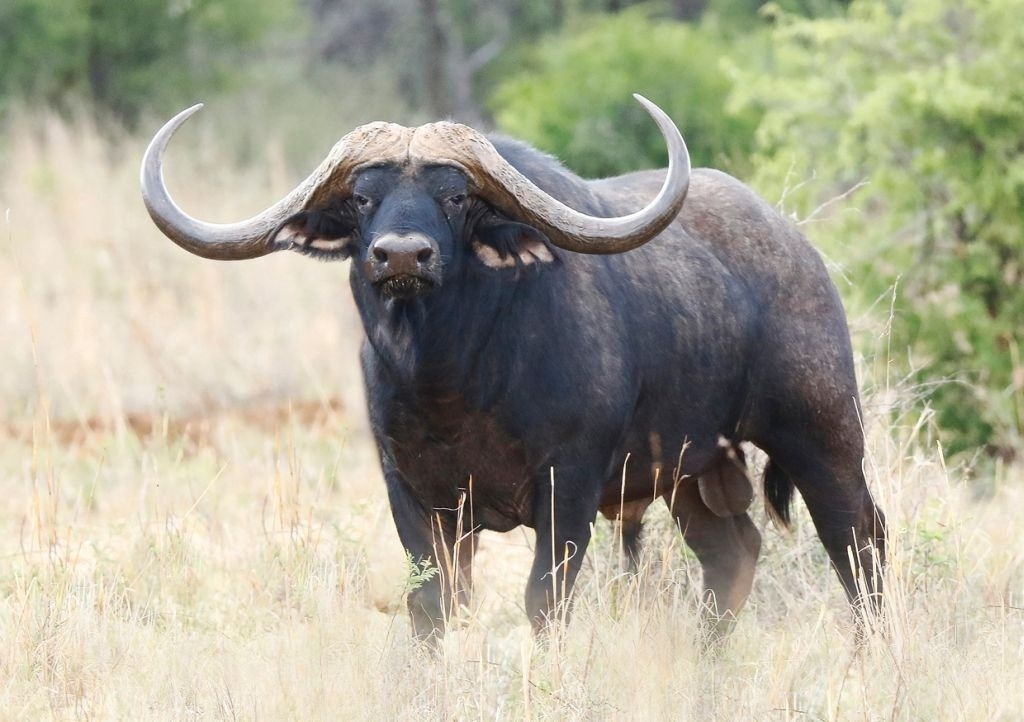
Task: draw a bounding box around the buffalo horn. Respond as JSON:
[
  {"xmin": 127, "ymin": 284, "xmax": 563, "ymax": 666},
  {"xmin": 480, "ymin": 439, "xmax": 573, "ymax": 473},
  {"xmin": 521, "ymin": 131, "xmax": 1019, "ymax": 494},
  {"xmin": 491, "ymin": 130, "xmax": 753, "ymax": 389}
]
[
  {"xmin": 143, "ymin": 95, "xmax": 689, "ymax": 259},
  {"xmin": 410, "ymin": 94, "xmax": 691, "ymax": 255},
  {"xmin": 140, "ymin": 105, "xmax": 410, "ymax": 260}
]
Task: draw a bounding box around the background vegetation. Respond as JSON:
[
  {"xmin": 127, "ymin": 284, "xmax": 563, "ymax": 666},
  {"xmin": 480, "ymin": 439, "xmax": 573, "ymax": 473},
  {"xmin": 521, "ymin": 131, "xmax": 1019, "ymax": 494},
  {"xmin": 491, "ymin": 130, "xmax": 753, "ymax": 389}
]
[
  {"xmin": 733, "ymin": 0, "xmax": 1024, "ymax": 459},
  {"xmin": 1, "ymin": 0, "xmax": 1021, "ymax": 718},
  {"xmin": 5, "ymin": 0, "xmax": 1017, "ymax": 459}
]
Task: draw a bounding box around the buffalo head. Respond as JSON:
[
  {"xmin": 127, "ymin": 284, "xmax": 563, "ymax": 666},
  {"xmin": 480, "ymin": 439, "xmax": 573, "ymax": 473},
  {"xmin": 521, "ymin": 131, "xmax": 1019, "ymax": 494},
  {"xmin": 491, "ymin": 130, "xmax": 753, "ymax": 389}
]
[{"xmin": 140, "ymin": 96, "xmax": 690, "ymax": 303}]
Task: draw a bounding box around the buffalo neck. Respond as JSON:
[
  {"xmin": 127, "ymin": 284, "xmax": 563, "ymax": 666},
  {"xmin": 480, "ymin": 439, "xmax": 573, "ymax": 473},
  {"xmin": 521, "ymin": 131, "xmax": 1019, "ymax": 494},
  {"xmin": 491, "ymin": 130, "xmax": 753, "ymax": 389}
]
[{"xmin": 350, "ymin": 260, "xmax": 558, "ymax": 408}]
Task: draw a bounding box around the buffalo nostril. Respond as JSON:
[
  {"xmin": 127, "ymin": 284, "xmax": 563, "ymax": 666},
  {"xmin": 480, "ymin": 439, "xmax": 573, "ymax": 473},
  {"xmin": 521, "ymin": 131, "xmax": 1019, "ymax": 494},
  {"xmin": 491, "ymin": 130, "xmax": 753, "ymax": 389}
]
[{"xmin": 371, "ymin": 234, "xmax": 435, "ymax": 272}]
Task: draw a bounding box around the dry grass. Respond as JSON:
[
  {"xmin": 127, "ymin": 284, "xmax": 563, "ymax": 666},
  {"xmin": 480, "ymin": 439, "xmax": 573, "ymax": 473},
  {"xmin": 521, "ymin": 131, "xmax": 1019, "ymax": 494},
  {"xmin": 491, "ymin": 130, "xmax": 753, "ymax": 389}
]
[{"xmin": 1, "ymin": 111, "xmax": 1022, "ymax": 721}]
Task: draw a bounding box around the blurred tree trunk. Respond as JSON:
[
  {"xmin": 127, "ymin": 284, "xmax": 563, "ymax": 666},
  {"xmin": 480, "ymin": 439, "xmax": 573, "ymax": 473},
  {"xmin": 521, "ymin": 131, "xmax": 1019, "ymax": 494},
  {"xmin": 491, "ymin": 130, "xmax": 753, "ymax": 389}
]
[
  {"xmin": 419, "ymin": 0, "xmax": 453, "ymax": 117},
  {"xmin": 449, "ymin": 31, "xmax": 503, "ymax": 126},
  {"xmin": 671, "ymin": 0, "xmax": 708, "ymax": 21},
  {"xmin": 417, "ymin": 0, "xmax": 503, "ymax": 125}
]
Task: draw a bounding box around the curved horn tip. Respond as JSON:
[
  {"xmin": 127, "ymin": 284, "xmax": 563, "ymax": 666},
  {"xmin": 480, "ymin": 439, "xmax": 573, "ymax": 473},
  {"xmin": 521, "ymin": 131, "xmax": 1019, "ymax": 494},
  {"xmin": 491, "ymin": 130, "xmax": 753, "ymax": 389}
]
[
  {"xmin": 631, "ymin": 93, "xmax": 690, "ymax": 175},
  {"xmin": 167, "ymin": 103, "xmax": 205, "ymax": 128},
  {"xmin": 140, "ymin": 101, "xmax": 314, "ymax": 261},
  {"xmin": 632, "ymin": 94, "xmax": 673, "ymax": 127},
  {"xmin": 631, "ymin": 93, "xmax": 657, "ymax": 110},
  {"xmin": 142, "ymin": 104, "xmax": 205, "ymax": 176}
]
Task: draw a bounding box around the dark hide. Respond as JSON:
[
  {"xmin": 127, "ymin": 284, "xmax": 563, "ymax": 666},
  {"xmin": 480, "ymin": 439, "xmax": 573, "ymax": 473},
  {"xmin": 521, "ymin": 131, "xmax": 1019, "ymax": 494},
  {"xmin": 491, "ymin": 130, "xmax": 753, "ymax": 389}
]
[{"xmin": 283, "ymin": 137, "xmax": 886, "ymax": 640}]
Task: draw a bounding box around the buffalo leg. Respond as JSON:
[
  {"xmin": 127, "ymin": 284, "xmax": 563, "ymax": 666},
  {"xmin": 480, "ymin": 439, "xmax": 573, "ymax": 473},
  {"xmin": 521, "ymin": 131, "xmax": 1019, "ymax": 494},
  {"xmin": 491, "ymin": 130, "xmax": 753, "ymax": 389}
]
[
  {"xmin": 665, "ymin": 478, "xmax": 761, "ymax": 637},
  {"xmin": 385, "ymin": 472, "xmax": 476, "ymax": 641},
  {"xmin": 749, "ymin": 310, "xmax": 887, "ymax": 618},
  {"xmin": 620, "ymin": 515, "xmax": 645, "ymax": 573},
  {"xmin": 761, "ymin": 427, "xmax": 886, "ymax": 615},
  {"xmin": 525, "ymin": 470, "xmax": 601, "ymax": 634},
  {"xmin": 600, "ymin": 498, "xmax": 651, "ymax": 573}
]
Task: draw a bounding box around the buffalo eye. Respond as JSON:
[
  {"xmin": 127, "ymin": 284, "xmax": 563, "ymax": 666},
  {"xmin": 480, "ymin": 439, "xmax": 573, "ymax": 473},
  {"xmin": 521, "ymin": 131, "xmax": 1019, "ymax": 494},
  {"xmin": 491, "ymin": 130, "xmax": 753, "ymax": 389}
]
[
  {"xmin": 352, "ymin": 193, "xmax": 374, "ymax": 212},
  {"xmin": 444, "ymin": 193, "xmax": 467, "ymax": 210}
]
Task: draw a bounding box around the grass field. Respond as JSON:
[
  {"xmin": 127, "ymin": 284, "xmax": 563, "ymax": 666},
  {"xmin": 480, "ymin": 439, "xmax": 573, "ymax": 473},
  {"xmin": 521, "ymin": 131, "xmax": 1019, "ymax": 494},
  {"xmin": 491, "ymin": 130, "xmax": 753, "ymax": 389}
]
[{"xmin": 1, "ymin": 112, "xmax": 1022, "ymax": 721}]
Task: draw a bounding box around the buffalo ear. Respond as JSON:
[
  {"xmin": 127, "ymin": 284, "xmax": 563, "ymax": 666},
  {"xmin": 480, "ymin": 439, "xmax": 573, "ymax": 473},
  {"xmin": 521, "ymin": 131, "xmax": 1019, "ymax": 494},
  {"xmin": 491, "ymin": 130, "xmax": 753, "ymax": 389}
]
[
  {"xmin": 472, "ymin": 221, "xmax": 556, "ymax": 269},
  {"xmin": 274, "ymin": 209, "xmax": 356, "ymax": 258}
]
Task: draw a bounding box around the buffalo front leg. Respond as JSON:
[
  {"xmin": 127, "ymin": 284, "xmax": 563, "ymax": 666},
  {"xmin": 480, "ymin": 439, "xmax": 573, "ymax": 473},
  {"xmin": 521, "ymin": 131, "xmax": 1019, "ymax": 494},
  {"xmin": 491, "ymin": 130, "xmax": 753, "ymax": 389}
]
[
  {"xmin": 385, "ymin": 472, "xmax": 477, "ymax": 641},
  {"xmin": 525, "ymin": 468, "xmax": 601, "ymax": 634}
]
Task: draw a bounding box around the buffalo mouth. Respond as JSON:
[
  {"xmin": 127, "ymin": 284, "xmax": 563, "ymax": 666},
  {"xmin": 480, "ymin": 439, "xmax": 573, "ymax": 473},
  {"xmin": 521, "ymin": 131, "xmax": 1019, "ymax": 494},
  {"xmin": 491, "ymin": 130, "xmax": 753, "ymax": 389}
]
[{"xmin": 377, "ymin": 273, "xmax": 435, "ymax": 299}]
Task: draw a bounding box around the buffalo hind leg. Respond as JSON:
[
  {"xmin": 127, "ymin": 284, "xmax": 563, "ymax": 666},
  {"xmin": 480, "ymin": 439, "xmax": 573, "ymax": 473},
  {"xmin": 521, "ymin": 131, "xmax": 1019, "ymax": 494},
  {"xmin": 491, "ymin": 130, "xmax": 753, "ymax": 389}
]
[
  {"xmin": 804, "ymin": 471, "xmax": 885, "ymax": 616},
  {"xmin": 665, "ymin": 478, "xmax": 761, "ymax": 639},
  {"xmin": 600, "ymin": 498, "xmax": 651, "ymax": 573},
  {"xmin": 763, "ymin": 432, "xmax": 886, "ymax": 618}
]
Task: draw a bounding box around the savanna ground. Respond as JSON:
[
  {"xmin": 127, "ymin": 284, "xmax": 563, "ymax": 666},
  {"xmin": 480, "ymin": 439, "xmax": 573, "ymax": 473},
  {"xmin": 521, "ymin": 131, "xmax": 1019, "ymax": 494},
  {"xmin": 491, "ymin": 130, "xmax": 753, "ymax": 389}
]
[{"xmin": 1, "ymin": 111, "xmax": 1022, "ymax": 721}]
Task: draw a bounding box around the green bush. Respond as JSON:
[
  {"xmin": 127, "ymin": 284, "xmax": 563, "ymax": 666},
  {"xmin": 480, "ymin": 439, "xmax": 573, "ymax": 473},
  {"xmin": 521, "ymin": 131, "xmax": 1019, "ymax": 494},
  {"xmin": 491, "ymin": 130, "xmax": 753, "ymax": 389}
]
[
  {"xmin": 0, "ymin": 0, "xmax": 292, "ymax": 125},
  {"xmin": 489, "ymin": 8, "xmax": 765, "ymax": 177},
  {"xmin": 732, "ymin": 0, "xmax": 1024, "ymax": 456}
]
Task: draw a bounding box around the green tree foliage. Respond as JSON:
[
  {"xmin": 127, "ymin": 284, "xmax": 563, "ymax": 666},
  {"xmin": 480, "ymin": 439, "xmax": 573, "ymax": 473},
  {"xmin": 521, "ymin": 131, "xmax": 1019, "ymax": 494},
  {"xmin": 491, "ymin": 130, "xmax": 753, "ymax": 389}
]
[
  {"xmin": 0, "ymin": 0, "xmax": 290, "ymax": 124},
  {"xmin": 489, "ymin": 8, "xmax": 764, "ymax": 177},
  {"xmin": 704, "ymin": 0, "xmax": 848, "ymax": 29},
  {"xmin": 733, "ymin": 0, "xmax": 1024, "ymax": 455}
]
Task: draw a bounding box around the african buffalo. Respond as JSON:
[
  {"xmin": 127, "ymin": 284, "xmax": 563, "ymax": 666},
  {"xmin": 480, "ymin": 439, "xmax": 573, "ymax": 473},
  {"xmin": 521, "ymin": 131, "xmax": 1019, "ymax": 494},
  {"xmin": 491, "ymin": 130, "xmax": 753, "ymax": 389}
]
[{"xmin": 141, "ymin": 96, "xmax": 885, "ymax": 640}]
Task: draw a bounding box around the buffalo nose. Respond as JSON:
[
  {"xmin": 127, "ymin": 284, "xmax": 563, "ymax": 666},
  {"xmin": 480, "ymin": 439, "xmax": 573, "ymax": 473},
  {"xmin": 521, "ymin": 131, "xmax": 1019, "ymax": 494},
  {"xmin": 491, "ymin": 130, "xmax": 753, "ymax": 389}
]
[{"xmin": 371, "ymin": 233, "xmax": 434, "ymax": 273}]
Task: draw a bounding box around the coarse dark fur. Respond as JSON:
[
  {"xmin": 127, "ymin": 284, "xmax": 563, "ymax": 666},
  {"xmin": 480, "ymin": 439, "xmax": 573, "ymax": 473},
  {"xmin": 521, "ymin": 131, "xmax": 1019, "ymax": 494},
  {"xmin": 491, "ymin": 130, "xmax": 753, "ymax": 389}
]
[{"xmin": 280, "ymin": 135, "xmax": 886, "ymax": 640}]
